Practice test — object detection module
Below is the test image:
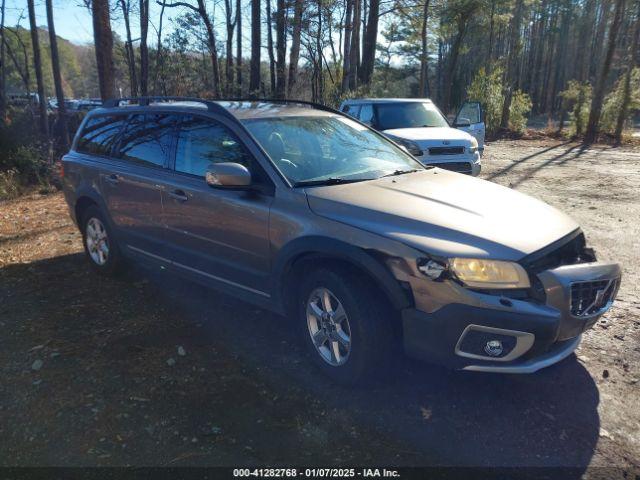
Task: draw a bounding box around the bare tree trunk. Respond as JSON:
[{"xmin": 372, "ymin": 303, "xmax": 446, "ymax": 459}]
[
  {"xmin": 265, "ymin": 0, "xmax": 276, "ymax": 94},
  {"xmin": 316, "ymin": 0, "xmax": 323, "ymax": 100},
  {"xmin": 585, "ymin": 0, "xmax": 626, "ymax": 143},
  {"xmin": 340, "ymin": 0, "xmax": 353, "ymax": 93},
  {"xmin": 236, "ymin": 0, "xmax": 243, "ymax": 96},
  {"xmin": 45, "ymin": 0, "xmax": 69, "ymax": 147},
  {"xmin": 224, "ymin": 0, "xmax": 235, "ymax": 96},
  {"xmin": 250, "ymin": 0, "xmax": 261, "ymax": 96},
  {"xmin": 500, "ymin": 0, "xmax": 524, "ymax": 128},
  {"xmin": 359, "ymin": 0, "xmax": 379, "ymax": 87},
  {"xmin": 92, "ymin": 0, "xmax": 116, "ymax": 100},
  {"xmin": 197, "ymin": 0, "xmax": 221, "ymax": 97},
  {"xmin": 584, "ymin": 0, "xmax": 611, "ymax": 81},
  {"xmin": 120, "ymin": 0, "xmax": 138, "ymax": 96},
  {"xmin": 443, "ymin": 12, "xmax": 471, "ymax": 113},
  {"xmin": 487, "ymin": 0, "xmax": 496, "ymax": 68},
  {"xmin": 140, "ymin": 0, "xmax": 149, "ymax": 96},
  {"xmin": 288, "ymin": 0, "xmax": 303, "ymax": 96},
  {"xmin": 27, "ymin": 0, "xmax": 49, "ymax": 135},
  {"xmin": 275, "ymin": 0, "xmax": 286, "ymax": 98},
  {"xmin": 0, "ymin": 0, "xmax": 6, "ymax": 120},
  {"xmin": 153, "ymin": 0, "xmax": 166, "ymax": 94},
  {"xmin": 419, "ymin": 0, "xmax": 431, "ymax": 97},
  {"xmin": 348, "ymin": 0, "xmax": 360, "ymax": 90},
  {"xmin": 614, "ymin": 0, "xmax": 640, "ymax": 142}
]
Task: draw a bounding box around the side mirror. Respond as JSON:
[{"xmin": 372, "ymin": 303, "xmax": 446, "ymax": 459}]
[
  {"xmin": 205, "ymin": 162, "xmax": 251, "ymax": 188},
  {"xmin": 455, "ymin": 117, "xmax": 472, "ymax": 128}
]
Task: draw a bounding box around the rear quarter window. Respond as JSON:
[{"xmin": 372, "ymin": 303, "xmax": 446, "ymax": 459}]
[{"xmin": 76, "ymin": 115, "xmax": 126, "ymax": 156}]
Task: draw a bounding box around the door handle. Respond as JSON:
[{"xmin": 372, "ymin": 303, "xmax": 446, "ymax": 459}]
[
  {"xmin": 168, "ymin": 189, "xmax": 188, "ymax": 202},
  {"xmin": 104, "ymin": 174, "xmax": 119, "ymax": 185}
]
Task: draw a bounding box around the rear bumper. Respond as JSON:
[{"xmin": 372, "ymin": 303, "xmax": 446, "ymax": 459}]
[{"xmin": 402, "ymin": 261, "xmax": 621, "ymax": 373}]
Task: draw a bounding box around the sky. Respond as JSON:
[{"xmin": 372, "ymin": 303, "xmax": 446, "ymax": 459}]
[
  {"xmin": 5, "ymin": 1, "xmax": 97, "ymax": 44},
  {"xmin": 3, "ymin": 0, "xmax": 194, "ymax": 45}
]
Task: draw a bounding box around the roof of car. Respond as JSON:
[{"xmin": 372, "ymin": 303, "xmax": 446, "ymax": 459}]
[
  {"xmin": 343, "ymin": 98, "xmax": 433, "ymax": 104},
  {"xmin": 94, "ymin": 98, "xmax": 338, "ymax": 120},
  {"xmin": 219, "ymin": 101, "xmax": 336, "ymax": 119}
]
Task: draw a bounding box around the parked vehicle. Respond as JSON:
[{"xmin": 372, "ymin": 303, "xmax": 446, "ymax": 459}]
[
  {"xmin": 340, "ymin": 98, "xmax": 485, "ymax": 176},
  {"xmin": 62, "ymin": 98, "xmax": 621, "ymax": 384}
]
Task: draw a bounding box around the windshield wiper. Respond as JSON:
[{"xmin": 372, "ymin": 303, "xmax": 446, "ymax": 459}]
[
  {"xmin": 380, "ymin": 169, "xmax": 422, "ymax": 178},
  {"xmin": 293, "ymin": 177, "xmax": 372, "ymax": 187}
]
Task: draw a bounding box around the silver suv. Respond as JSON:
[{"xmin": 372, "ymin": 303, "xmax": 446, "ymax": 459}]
[
  {"xmin": 340, "ymin": 98, "xmax": 484, "ymax": 175},
  {"xmin": 62, "ymin": 98, "xmax": 621, "ymax": 384}
]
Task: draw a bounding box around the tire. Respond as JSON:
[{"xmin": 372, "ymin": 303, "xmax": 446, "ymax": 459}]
[
  {"xmin": 297, "ymin": 267, "xmax": 394, "ymax": 385},
  {"xmin": 81, "ymin": 205, "xmax": 125, "ymax": 276}
]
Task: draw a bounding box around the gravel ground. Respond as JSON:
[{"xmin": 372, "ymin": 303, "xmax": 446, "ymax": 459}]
[{"xmin": 0, "ymin": 139, "xmax": 638, "ymax": 474}]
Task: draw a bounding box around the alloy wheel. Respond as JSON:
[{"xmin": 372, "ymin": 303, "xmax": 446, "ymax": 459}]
[
  {"xmin": 85, "ymin": 217, "xmax": 110, "ymax": 266},
  {"xmin": 306, "ymin": 287, "xmax": 352, "ymax": 366}
]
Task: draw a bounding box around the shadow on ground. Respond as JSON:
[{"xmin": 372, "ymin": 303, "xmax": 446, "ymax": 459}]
[{"xmin": 0, "ymin": 253, "xmax": 600, "ymax": 471}]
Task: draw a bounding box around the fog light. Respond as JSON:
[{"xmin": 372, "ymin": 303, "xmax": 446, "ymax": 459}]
[{"xmin": 484, "ymin": 340, "xmax": 504, "ymax": 357}]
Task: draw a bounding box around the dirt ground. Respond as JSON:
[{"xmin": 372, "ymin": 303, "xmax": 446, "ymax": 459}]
[{"xmin": 0, "ymin": 139, "xmax": 639, "ymax": 474}]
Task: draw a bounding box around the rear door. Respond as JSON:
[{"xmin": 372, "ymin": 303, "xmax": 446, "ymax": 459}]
[
  {"xmin": 161, "ymin": 114, "xmax": 274, "ymax": 296},
  {"xmin": 454, "ymin": 101, "xmax": 485, "ymax": 152},
  {"xmin": 100, "ymin": 112, "xmax": 178, "ymax": 259}
]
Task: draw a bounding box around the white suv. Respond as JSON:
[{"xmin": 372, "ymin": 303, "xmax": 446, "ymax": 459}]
[{"xmin": 339, "ymin": 98, "xmax": 485, "ymax": 176}]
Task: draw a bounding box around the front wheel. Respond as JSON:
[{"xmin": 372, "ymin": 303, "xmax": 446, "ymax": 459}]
[
  {"xmin": 298, "ymin": 268, "xmax": 394, "ymax": 385},
  {"xmin": 81, "ymin": 205, "xmax": 125, "ymax": 276}
]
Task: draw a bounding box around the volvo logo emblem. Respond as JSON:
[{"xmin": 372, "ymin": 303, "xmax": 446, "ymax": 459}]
[{"xmin": 484, "ymin": 340, "xmax": 503, "ymax": 357}]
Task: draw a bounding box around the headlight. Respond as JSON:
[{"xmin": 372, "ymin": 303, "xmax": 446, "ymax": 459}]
[
  {"xmin": 386, "ymin": 134, "xmax": 423, "ymax": 156},
  {"xmin": 450, "ymin": 258, "xmax": 530, "ymax": 289},
  {"xmin": 468, "ymin": 137, "xmax": 478, "ymax": 154}
]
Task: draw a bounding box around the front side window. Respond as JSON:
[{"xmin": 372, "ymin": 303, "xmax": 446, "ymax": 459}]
[
  {"xmin": 243, "ymin": 115, "xmax": 423, "ymax": 186},
  {"xmin": 375, "ymin": 102, "xmax": 449, "ymax": 130},
  {"xmin": 117, "ymin": 113, "xmax": 177, "ymax": 167},
  {"xmin": 456, "ymin": 102, "xmax": 482, "ymax": 125},
  {"xmin": 359, "ymin": 104, "xmax": 374, "ymax": 125},
  {"xmin": 175, "ymin": 116, "xmax": 252, "ymax": 177},
  {"xmin": 342, "ymin": 104, "xmax": 360, "ymax": 119},
  {"xmin": 76, "ymin": 115, "xmax": 126, "ymax": 156}
]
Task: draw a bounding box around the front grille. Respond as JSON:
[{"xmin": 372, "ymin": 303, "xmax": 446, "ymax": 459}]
[
  {"xmin": 430, "ymin": 161, "xmax": 472, "ymax": 174},
  {"xmin": 570, "ymin": 279, "xmax": 618, "ymax": 316},
  {"xmin": 428, "ymin": 146, "xmax": 465, "ymax": 155}
]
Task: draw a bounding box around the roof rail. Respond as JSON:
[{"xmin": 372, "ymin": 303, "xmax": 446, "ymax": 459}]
[
  {"xmin": 102, "ymin": 96, "xmax": 343, "ymax": 116},
  {"xmin": 219, "ymin": 98, "xmax": 343, "ymax": 115},
  {"xmin": 101, "ymin": 96, "xmax": 238, "ymax": 120}
]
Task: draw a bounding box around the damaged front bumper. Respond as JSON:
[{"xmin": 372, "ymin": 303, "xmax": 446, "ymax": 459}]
[{"xmin": 402, "ymin": 261, "xmax": 621, "ymax": 373}]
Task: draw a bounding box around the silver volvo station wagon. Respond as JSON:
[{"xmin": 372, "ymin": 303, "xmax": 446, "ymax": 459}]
[{"xmin": 61, "ymin": 98, "xmax": 622, "ymax": 384}]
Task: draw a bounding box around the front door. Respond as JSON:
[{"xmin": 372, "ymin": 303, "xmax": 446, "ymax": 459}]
[
  {"xmin": 101, "ymin": 112, "xmax": 178, "ymax": 258},
  {"xmin": 455, "ymin": 101, "xmax": 485, "ymax": 153},
  {"xmin": 161, "ymin": 114, "xmax": 273, "ymax": 297}
]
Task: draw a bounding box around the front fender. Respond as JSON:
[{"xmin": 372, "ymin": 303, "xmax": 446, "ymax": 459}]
[{"xmin": 272, "ymin": 235, "xmax": 413, "ymax": 313}]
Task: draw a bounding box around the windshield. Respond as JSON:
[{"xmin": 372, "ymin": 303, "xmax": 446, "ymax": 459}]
[
  {"xmin": 375, "ymin": 102, "xmax": 449, "ymax": 130},
  {"xmin": 243, "ymin": 116, "xmax": 423, "ymax": 186}
]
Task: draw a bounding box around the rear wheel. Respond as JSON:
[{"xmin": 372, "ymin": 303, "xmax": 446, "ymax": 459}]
[
  {"xmin": 81, "ymin": 205, "xmax": 125, "ymax": 276},
  {"xmin": 298, "ymin": 268, "xmax": 394, "ymax": 385}
]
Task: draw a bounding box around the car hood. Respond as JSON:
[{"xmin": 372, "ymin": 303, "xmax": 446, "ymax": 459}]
[
  {"xmin": 382, "ymin": 127, "xmax": 472, "ymax": 144},
  {"xmin": 305, "ymin": 169, "xmax": 579, "ymax": 260}
]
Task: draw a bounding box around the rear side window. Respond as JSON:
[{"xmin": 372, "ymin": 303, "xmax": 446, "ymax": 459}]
[
  {"xmin": 76, "ymin": 115, "xmax": 125, "ymax": 156},
  {"xmin": 175, "ymin": 116, "xmax": 252, "ymax": 176},
  {"xmin": 117, "ymin": 114, "xmax": 177, "ymax": 167}
]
